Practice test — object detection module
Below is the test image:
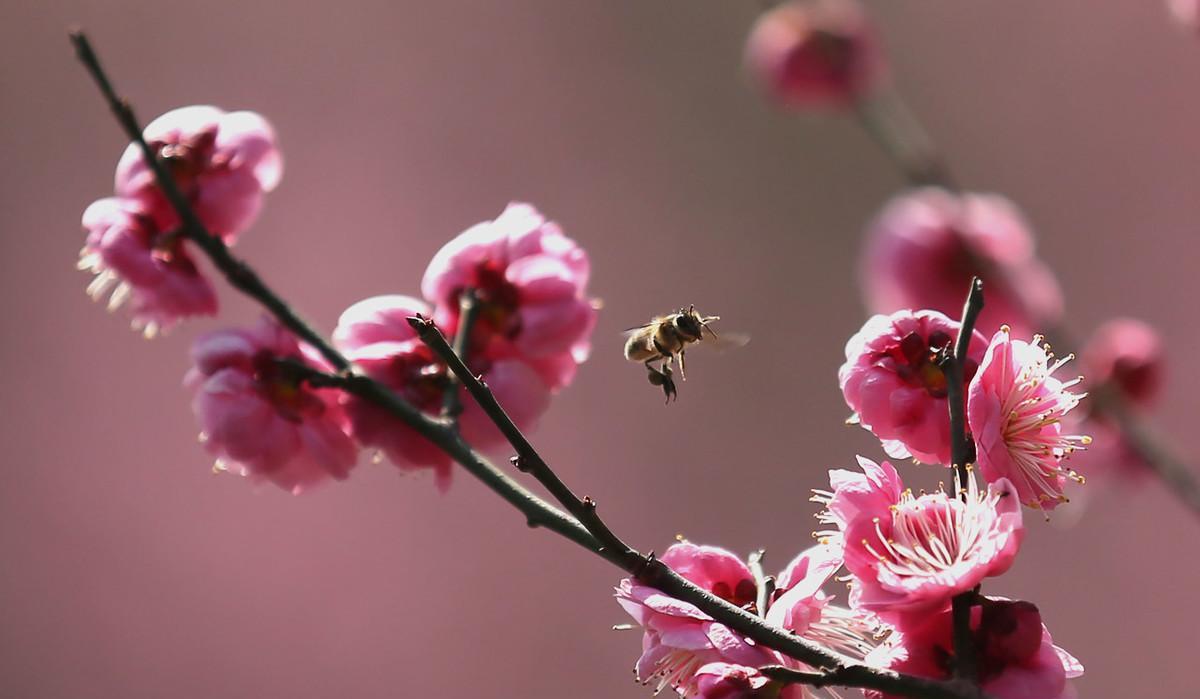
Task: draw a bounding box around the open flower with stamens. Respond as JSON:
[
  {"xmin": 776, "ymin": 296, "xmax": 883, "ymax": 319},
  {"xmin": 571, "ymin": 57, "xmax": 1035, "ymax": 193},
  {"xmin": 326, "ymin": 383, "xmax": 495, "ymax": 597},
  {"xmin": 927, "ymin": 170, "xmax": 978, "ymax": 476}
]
[
  {"xmin": 839, "ymin": 310, "xmax": 986, "ymax": 465},
  {"xmin": 968, "ymin": 327, "xmax": 1089, "ymax": 510},
  {"xmin": 185, "ymin": 317, "xmax": 358, "ymax": 494},
  {"xmin": 79, "ymin": 196, "xmax": 217, "ymax": 337},
  {"xmin": 421, "ymin": 202, "xmax": 597, "ymax": 391},
  {"xmin": 815, "ymin": 457, "xmax": 1023, "ymax": 618},
  {"xmin": 116, "ymin": 105, "xmax": 282, "ymax": 241},
  {"xmin": 865, "ymin": 598, "xmax": 1083, "ymax": 699}
]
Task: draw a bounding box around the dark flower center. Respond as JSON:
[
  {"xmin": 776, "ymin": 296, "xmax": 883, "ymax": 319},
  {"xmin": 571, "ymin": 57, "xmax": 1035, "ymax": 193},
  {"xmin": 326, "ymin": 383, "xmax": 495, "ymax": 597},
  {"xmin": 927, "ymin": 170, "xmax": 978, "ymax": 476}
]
[
  {"xmin": 711, "ymin": 577, "xmax": 759, "ymax": 613},
  {"xmin": 154, "ymin": 129, "xmax": 218, "ymax": 196},
  {"xmin": 251, "ymin": 352, "xmax": 326, "ymax": 423},
  {"xmin": 454, "ymin": 259, "xmax": 523, "ymax": 343}
]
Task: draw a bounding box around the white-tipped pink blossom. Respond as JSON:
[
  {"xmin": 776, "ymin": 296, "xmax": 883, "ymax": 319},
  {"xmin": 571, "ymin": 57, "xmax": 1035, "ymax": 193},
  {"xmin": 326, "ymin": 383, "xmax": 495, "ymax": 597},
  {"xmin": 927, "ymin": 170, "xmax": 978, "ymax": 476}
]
[
  {"xmin": 839, "ymin": 309, "xmax": 986, "ymax": 465},
  {"xmin": 861, "ymin": 188, "xmax": 1063, "ymax": 337},
  {"xmin": 115, "ymin": 105, "xmax": 282, "ymax": 241},
  {"xmin": 420, "ymin": 202, "xmax": 597, "ymax": 391},
  {"xmin": 814, "ymin": 457, "xmax": 1023, "ymax": 618},
  {"xmin": 185, "ymin": 317, "xmax": 357, "ymax": 494},
  {"xmin": 79, "ymin": 196, "xmax": 217, "ymax": 336},
  {"xmin": 968, "ymin": 327, "xmax": 1089, "ymax": 510}
]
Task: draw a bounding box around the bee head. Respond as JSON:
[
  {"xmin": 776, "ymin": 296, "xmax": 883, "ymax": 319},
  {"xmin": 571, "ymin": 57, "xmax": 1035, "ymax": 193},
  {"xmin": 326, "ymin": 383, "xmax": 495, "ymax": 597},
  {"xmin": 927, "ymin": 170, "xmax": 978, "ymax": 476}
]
[{"xmin": 676, "ymin": 305, "xmax": 719, "ymax": 341}]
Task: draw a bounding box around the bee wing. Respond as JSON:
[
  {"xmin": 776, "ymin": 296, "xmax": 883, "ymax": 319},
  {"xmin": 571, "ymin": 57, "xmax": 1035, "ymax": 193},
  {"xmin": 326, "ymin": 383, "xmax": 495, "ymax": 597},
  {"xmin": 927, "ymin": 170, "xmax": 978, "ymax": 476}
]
[{"xmin": 700, "ymin": 331, "xmax": 750, "ymax": 353}]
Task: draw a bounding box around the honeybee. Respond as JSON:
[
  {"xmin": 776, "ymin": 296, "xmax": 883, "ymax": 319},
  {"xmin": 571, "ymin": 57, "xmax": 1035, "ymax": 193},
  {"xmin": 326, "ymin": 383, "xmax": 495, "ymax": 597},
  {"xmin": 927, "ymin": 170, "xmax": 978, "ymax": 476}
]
[{"xmin": 623, "ymin": 305, "xmax": 746, "ymax": 402}]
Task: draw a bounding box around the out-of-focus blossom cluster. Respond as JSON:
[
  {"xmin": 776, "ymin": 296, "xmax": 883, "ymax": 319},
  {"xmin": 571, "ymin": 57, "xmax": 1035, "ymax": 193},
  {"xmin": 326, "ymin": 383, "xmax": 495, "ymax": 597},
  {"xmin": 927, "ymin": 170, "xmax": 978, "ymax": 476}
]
[
  {"xmin": 79, "ymin": 107, "xmax": 597, "ymax": 493},
  {"xmin": 79, "ymin": 106, "xmax": 281, "ymax": 337}
]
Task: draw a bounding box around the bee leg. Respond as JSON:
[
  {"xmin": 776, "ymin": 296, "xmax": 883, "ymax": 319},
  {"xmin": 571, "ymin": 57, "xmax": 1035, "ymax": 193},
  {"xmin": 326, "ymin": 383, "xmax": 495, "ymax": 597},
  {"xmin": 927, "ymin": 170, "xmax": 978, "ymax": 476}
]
[
  {"xmin": 659, "ymin": 363, "xmax": 677, "ymax": 403},
  {"xmin": 643, "ymin": 361, "xmax": 676, "ymax": 402},
  {"xmin": 678, "ymin": 350, "xmax": 687, "ymax": 381}
]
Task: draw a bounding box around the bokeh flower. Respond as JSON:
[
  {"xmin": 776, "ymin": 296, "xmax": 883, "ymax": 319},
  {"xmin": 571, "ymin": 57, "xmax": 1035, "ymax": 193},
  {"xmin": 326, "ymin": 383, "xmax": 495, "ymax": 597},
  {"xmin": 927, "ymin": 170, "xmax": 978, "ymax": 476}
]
[
  {"xmin": 839, "ymin": 309, "xmax": 986, "ymax": 465},
  {"xmin": 744, "ymin": 0, "xmax": 882, "ymax": 109},
  {"xmin": 968, "ymin": 327, "xmax": 1088, "ymax": 510},
  {"xmin": 866, "ymin": 599, "xmax": 1083, "ymax": 699},
  {"xmin": 115, "ymin": 105, "xmax": 282, "ymax": 241},
  {"xmin": 1082, "ymin": 318, "xmax": 1164, "ymax": 409},
  {"xmin": 814, "ymin": 457, "xmax": 1023, "ymax": 617},
  {"xmin": 79, "ymin": 196, "xmax": 217, "ymax": 337},
  {"xmin": 185, "ymin": 317, "xmax": 357, "ymax": 494},
  {"xmin": 421, "ymin": 202, "xmax": 596, "ymax": 391},
  {"xmin": 861, "ymin": 188, "xmax": 1063, "ymax": 337},
  {"xmin": 332, "ymin": 295, "xmax": 549, "ymax": 489}
]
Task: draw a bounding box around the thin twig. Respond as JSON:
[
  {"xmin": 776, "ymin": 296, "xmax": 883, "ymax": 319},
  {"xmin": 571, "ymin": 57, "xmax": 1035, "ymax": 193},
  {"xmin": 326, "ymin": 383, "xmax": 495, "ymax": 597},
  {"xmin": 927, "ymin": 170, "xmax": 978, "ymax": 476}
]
[
  {"xmin": 941, "ymin": 277, "xmax": 985, "ymax": 684},
  {"xmin": 73, "ymin": 28, "xmax": 987, "ymax": 699},
  {"xmin": 441, "ymin": 289, "xmax": 479, "ymax": 421}
]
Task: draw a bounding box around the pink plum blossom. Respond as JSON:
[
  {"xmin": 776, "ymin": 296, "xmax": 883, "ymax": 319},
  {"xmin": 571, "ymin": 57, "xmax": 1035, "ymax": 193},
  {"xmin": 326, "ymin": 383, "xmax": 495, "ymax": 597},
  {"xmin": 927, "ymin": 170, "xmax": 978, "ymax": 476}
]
[
  {"xmin": 115, "ymin": 105, "xmax": 282, "ymax": 241},
  {"xmin": 616, "ymin": 542, "xmax": 872, "ymax": 697},
  {"xmin": 744, "ymin": 0, "xmax": 882, "ymax": 109},
  {"xmin": 861, "ymin": 188, "xmax": 1063, "ymax": 337},
  {"xmin": 814, "ymin": 457, "xmax": 1023, "ymax": 618},
  {"xmin": 332, "ymin": 295, "xmax": 550, "ymax": 489},
  {"xmin": 691, "ymin": 663, "xmax": 775, "ymax": 699},
  {"xmin": 866, "ymin": 599, "xmax": 1083, "ymax": 699},
  {"xmin": 78, "ymin": 196, "xmax": 217, "ymax": 337},
  {"xmin": 185, "ymin": 317, "xmax": 357, "ymax": 494},
  {"xmin": 420, "ymin": 203, "xmax": 596, "ymax": 391},
  {"xmin": 1169, "ymin": 0, "xmax": 1200, "ymax": 31},
  {"xmin": 616, "ymin": 543, "xmax": 778, "ymax": 696},
  {"xmin": 967, "ymin": 328, "xmax": 1088, "ymax": 510},
  {"xmin": 839, "ymin": 309, "xmax": 986, "ymax": 465},
  {"xmin": 1082, "ymin": 318, "xmax": 1164, "ymax": 409}
]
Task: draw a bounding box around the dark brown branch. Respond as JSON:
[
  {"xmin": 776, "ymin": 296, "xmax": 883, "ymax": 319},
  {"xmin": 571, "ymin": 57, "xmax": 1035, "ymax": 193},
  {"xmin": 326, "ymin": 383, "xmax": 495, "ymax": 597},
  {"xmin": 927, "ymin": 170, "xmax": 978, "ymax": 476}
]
[
  {"xmin": 942, "ymin": 278, "xmax": 985, "ymax": 684},
  {"xmin": 441, "ymin": 289, "xmax": 479, "ymax": 421}
]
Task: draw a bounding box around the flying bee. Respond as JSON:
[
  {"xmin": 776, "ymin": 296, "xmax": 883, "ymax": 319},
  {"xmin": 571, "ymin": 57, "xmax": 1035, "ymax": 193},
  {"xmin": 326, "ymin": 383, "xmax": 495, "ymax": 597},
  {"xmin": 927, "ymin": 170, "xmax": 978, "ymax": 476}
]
[{"xmin": 623, "ymin": 305, "xmax": 746, "ymax": 402}]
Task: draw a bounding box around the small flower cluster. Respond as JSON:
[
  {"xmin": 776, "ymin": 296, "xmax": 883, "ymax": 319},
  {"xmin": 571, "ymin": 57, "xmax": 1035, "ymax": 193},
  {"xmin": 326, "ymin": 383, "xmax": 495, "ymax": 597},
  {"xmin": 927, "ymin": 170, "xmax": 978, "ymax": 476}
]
[
  {"xmin": 616, "ymin": 350, "xmax": 1085, "ymax": 698},
  {"xmin": 615, "ymin": 460, "xmax": 1083, "ymax": 697},
  {"xmin": 80, "ymin": 107, "xmax": 597, "ymax": 493},
  {"xmin": 79, "ymin": 106, "xmax": 282, "ymax": 336}
]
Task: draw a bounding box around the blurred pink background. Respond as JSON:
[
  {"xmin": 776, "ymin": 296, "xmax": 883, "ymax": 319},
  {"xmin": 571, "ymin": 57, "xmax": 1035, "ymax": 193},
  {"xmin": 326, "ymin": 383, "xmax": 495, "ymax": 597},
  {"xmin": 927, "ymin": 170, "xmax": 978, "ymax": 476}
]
[{"xmin": 3, "ymin": 1, "xmax": 1198, "ymax": 697}]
